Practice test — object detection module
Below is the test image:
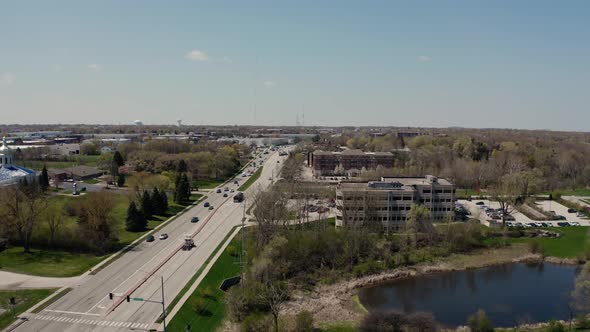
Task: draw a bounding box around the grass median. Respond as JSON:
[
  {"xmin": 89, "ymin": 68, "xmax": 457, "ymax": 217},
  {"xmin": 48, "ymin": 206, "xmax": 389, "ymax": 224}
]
[
  {"xmin": 0, "ymin": 288, "xmax": 56, "ymax": 330},
  {"xmin": 166, "ymin": 228, "xmax": 242, "ymax": 332},
  {"xmin": 238, "ymin": 167, "xmax": 263, "ymax": 192}
]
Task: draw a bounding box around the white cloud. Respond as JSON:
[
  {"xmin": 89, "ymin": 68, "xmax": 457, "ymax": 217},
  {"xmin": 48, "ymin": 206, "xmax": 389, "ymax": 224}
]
[
  {"xmin": 263, "ymin": 80, "xmax": 277, "ymax": 88},
  {"xmin": 88, "ymin": 63, "xmax": 102, "ymax": 71},
  {"xmin": 418, "ymin": 55, "xmax": 432, "ymax": 62},
  {"xmin": 0, "ymin": 73, "xmax": 15, "ymax": 86},
  {"xmin": 185, "ymin": 49, "xmax": 209, "ymax": 61}
]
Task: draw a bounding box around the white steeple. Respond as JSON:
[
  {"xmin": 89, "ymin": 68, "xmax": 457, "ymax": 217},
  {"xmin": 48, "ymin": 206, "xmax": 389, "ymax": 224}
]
[{"xmin": 0, "ymin": 137, "xmax": 13, "ymax": 166}]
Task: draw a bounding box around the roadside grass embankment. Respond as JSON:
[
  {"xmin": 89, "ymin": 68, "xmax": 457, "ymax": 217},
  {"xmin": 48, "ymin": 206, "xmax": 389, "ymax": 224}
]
[{"xmin": 0, "ymin": 288, "xmax": 55, "ymax": 330}]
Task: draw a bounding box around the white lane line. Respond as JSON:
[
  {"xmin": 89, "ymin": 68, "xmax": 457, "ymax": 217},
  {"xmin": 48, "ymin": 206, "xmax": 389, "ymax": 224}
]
[
  {"xmin": 44, "ymin": 309, "xmax": 101, "ymax": 316},
  {"xmin": 141, "ymin": 323, "xmax": 149, "ymax": 329},
  {"xmin": 73, "ymin": 318, "xmax": 82, "ymax": 324},
  {"xmin": 131, "ymin": 323, "xmax": 139, "ymax": 328}
]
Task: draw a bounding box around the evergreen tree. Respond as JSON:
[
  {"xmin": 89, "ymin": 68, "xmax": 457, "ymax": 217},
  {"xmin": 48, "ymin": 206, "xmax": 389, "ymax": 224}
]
[
  {"xmin": 117, "ymin": 173, "xmax": 126, "ymax": 187},
  {"xmin": 152, "ymin": 187, "xmax": 163, "ymax": 215},
  {"xmin": 176, "ymin": 159, "xmax": 187, "ymax": 173},
  {"xmin": 141, "ymin": 190, "xmax": 154, "ymax": 217},
  {"xmin": 160, "ymin": 191, "xmax": 168, "ymax": 213},
  {"xmin": 40, "ymin": 165, "xmax": 50, "ymax": 191},
  {"xmin": 125, "ymin": 201, "xmax": 146, "ymax": 232},
  {"xmin": 112, "ymin": 151, "xmax": 125, "ymax": 167},
  {"xmin": 175, "ymin": 173, "xmax": 191, "ymax": 204}
]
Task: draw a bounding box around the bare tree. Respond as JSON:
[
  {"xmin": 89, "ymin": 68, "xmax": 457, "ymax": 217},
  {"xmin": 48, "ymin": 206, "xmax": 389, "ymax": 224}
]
[
  {"xmin": 489, "ymin": 174, "xmax": 520, "ymax": 227},
  {"xmin": 257, "ymin": 282, "xmax": 289, "ymax": 332},
  {"xmin": 75, "ymin": 191, "xmax": 117, "ymax": 254},
  {"xmin": 43, "ymin": 204, "xmax": 64, "ymax": 247},
  {"xmin": 251, "ymin": 188, "xmax": 289, "ymax": 250}
]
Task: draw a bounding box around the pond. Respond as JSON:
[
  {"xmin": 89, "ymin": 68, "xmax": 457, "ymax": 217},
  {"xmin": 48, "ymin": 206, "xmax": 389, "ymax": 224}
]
[{"xmin": 358, "ymin": 263, "xmax": 579, "ymax": 327}]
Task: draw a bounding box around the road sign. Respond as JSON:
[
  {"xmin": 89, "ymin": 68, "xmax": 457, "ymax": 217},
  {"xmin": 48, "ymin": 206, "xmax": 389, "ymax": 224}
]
[{"xmin": 132, "ymin": 298, "xmax": 144, "ymax": 301}]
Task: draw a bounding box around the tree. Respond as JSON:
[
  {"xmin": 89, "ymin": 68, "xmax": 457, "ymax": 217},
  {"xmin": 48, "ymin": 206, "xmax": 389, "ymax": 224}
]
[
  {"xmin": 360, "ymin": 311, "xmax": 406, "ymax": 332},
  {"xmin": 39, "ymin": 165, "xmax": 50, "ymax": 191},
  {"xmin": 572, "ymin": 262, "xmax": 590, "ymax": 314},
  {"xmin": 0, "ymin": 181, "xmax": 47, "ymax": 253},
  {"xmin": 126, "ymin": 201, "xmax": 147, "ymax": 232},
  {"xmin": 174, "ymin": 173, "xmax": 191, "ymax": 204},
  {"xmin": 402, "ymin": 204, "xmax": 435, "ymax": 251},
  {"xmin": 112, "ymin": 151, "xmax": 125, "ymax": 168},
  {"xmin": 117, "ymin": 173, "xmax": 126, "ymax": 187},
  {"xmin": 257, "ymin": 282, "xmax": 289, "ymax": 332},
  {"xmin": 43, "ymin": 204, "xmax": 63, "ymax": 247},
  {"xmin": 141, "ymin": 190, "xmax": 154, "ymax": 217},
  {"xmin": 489, "ymin": 174, "xmax": 520, "ymax": 227},
  {"xmin": 76, "ymin": 192, "xmax": 117, "ymax": 254},
  {"xmin": 467, "ymin": 309, "xmax": 494, "ymax": 332},
  {"xmin": 152, "ymin": 187, "xmax": 167, "ymax": 215},
  {"xmin": 176, "ymin": 159, "xmax": 188, "ymax": 173},
  {"xmin": 251, "ymin": 188, "xmax": 289, "ymax": 250}
]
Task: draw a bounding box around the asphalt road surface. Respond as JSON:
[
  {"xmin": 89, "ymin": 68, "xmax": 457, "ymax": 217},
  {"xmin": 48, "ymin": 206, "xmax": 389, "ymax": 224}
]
[{"xmin": 15, "ymin": 148, "xmax": 289, "ymax": 332}]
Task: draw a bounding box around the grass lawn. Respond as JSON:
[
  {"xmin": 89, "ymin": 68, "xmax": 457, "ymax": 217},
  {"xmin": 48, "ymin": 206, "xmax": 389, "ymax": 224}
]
[
  {"xmin": 0, "ymin": 247, "xmax": 106, "ymax": 277},
  {"xmin": 455, "ymin": 188, "xmax": 480, "ymax": 198},
  {"xmin": 84, "ymin": 179, "xmax": 100, "ymax": 184},
  {"xmin": 486, "ymin": 227, "xmax": 590, "ymax": 258},
  {"xmin": 0, "ymin": 288, "xmax": 56, "ymax": 330},
  {"xmin": 22, "ymin": 155, "xmax": 101, "ymax": 171},
  {"xmin": 238, "ymin": 167, "xmax": 263, "ymax": 192},
  {"xmin": 167, "ymin": 229, "xmax": 242, "ymax": 332},
  {"xmin": 0, "ymin": 193, "xmax": 202, "ymax": 277},
  {"xmin": 548, "ymin": 189, "xmax": 590, "ymax": 197},
  {"xmin": 193, "ymin": 179, "xmax": 225, "ymax": 190}
]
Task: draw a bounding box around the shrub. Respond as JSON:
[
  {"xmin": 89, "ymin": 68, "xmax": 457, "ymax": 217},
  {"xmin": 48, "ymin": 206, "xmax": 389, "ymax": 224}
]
[
  {"xmin": 353, "ymin": 261, "xmax": 383, "ymax": 277},
  {"xmin": 294, "ymin": 310, "xmax": 314, "ymax": 332},
  {"xmin": 528, "ymin": 240, "xmax": 544, "ymax": 255},
  {"xmin": 226, "ymin": 244, "xmax": 239, "ymax": 257},
  {"xmin": 546, "ymin": 320, "xmax": 565, "ymax": 332},
  {"xmin": 191, "ymin": 297, "xmax": 208, "ymax": 315},
  {"xmin": 575, "ymin": 315, "xmax": 590, "ymax": 330},
  {"xmin": 360, "ymin": 311, "xmax": 406, "ymax": 332},
  {"xmin": 467, "ymin": 309, "xmax": 494, "ymax": 332},
  {"xmin": 201, "ymin": 286, "xmax": 215, "ymax": 299},
  {"xmin": 241, "ymin": 313, "xmax": 273, "ymax": 332}
]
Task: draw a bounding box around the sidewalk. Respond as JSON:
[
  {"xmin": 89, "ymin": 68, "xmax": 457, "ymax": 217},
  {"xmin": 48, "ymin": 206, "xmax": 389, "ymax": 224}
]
[{"xmin": 0, "ymin": 271, "xmax": 85, "ymax": 290}]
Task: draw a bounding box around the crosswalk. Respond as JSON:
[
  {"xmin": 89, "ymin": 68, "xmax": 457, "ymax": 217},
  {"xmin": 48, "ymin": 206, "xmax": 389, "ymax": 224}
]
[{"xmin": 32, "ymin": 314, "xmax": 151, "ymax": 330}]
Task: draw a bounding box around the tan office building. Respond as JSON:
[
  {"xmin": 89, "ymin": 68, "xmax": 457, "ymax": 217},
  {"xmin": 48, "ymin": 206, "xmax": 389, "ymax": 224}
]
[{"xmin": 335, "ymin": 175, "xmax": 455, "ymax": 228}]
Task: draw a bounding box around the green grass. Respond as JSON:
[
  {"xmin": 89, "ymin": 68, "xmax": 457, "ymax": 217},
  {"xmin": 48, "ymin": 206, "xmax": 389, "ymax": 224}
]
[
  {"xmin": 0, "ymin": 247, "xmax": 105, "ymax": 277},
  {"xmin": 486, "ymin": 227, "xmax": 590, "ymax": 258},
  {"xmin": 21, "ymin": 155, "xmax": 101, "ymax": 171},
  {"xmin": 548, "ymin": 189, "xmax": 590, "ymax": 197},
  {"xmin": 84, "ymin": 179, "xmax": 100, "ymax": 184},
  {"xmin": 193, "ymin": 179, "xmax": 225, "ymax": 190},
  {"xmin": 238, "ymin": 167, "xmax": 263, "ymax": 192},
  {"xmin": 0, "ymin": 288, "xmax": 56, "ymax": 330},
  {"xmin": 319, "ymin": 321, "xmax": 358, "ymax": 332},
  {"xmin": 0, "ymin": 193, "xmax": 202, "ymax": 277},
  {"xmin": 455, "ymin": 188, "xmax": 479, "ymax": 198},
  {"xmin": 167, "ymin": 230, "xmax": 242, "ymax": 332}
]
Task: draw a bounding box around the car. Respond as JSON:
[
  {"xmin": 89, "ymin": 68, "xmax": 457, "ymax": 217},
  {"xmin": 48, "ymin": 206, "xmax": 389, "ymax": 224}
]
[
  {"xmin": 515, "ymin": 222, "xmax": 524, "ymax": 228},
  {"xmin": 475, "ymin": 201, "xmax": 485, "ymax": 205},
  {"xmin": 191, "ymin": 217, "xmax": 199, "ymax": 223},
  {"xmin": 526, "ymin": 223, "xmax": 537, "ymax": 228},
  {"xmin": 504, "ymin": 215, "xmax": 516, "ymax": 221},
  {"xmin": 230, "ymin": 189, "xmax": 235, "ymax": 193},
  {"xmin": 533, "ymin": 222, "xmax": 543, "ymax": 227},
  {"xmin": 204, "ymin": 202, "xmax": 210, "ymax": 207},
  {"xmin": 224, "ymin": 187, "xmax": 229, "ymax": 191},
  {"xmin": 540, "ymin": 222, "xmax": 549, "ymax": 227},
  {"xmin": 146, "ymin": 235, "xmax": 155, "ymax": 242},
  {"xmin": 208, "ymin": 206, "xmax": 214, "ymax": 210},
  {"xmin": 490, "ymin": 214, "xmax": 501, "ymax": 220},
  {"xmin": 567, "ymin": 208, "xmax": 577, "ymax": 213},
  {"xmin": 557, "ymin": 222, "xmax": 570, "ymax": 227},
  {"xmin": 223, "ymin": 193, "xmax": 228, "ymax": 197},
  {"xmin": 242, "ymin": 174, "xmax": 247, "ymax": 177},
  {"xmin": 216, "ymin": 188, "xmax": 222, "ymax": 193},
  {"xmin": 555, "ymin": 215, "xmax": 567, "ymax": 220},
  {"xmin": 570, "ymin": 222, "xmax": 581, "ymax": 226},
  {"xmin": 234, "ymin": 180, "xmax": 239, "ymax": 185},
  {"xmin": 159, "ymin": 233, "xmax": 168, "ymax": 240}
]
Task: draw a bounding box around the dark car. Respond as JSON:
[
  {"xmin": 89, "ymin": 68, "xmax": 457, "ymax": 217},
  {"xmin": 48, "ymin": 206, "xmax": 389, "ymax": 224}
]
[
  {"xmin": 208, "ymin": 206, "xmax": 214, "ymax": 210},
  {"xmin": 568, "ymin": 208, "xmax": 577, "ymax": 213},
  {"xmin": 146, "ymin": 235, "xmax": 155, "ymax": 242},
  {"xmin": 204, "ymin": 202, "xmax": 210, "ymax": 207},
  {"xmin": 540, "ymin": 222, "xmax": 549, "ymax": 227},
  {"xmin": 555, "ymin": 215, "xmax": 567, "ymax": 220},
  {"xmin": 234, "ymin": 180, "xmax": 239, "ymax": 185},
  {"xmin": 191, "ymin": 217, "xmax": 199, "ymax": 223},
  {"xmin": 223, "ymin": 193, "xmax": 228, "ymax": 197},
  {"xmin": 216, "ymin": 189, "xmax": 222, "ymax": 193},
  {"xmin": 475, "ymin": 201, "xmax": 485, "ymax": 205},
  {"xmin": 557, "ymin": 222, "xmax": 570, "ymax": 227}
]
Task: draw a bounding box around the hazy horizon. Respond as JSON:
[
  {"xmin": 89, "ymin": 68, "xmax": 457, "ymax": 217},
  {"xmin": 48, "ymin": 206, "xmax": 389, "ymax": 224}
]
[{"xmin": 1, "ymin": 1, "xmax": 589, "ymax": 131}]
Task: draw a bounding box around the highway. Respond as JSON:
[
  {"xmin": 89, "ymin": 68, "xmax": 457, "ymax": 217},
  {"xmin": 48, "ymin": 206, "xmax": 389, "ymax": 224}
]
[{"xmin": 14, "ymin": 148, "xmax": 288, "ymax": 332}]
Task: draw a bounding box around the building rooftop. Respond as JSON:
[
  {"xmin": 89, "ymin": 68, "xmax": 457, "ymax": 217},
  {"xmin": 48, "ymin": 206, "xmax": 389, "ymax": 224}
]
[
  {"xmin": 313, "ymin": 150, "xmax": 393, "ymax": 156},
  {"xmin": 338, "ymin": 176, "xmax": 453, "ymax": 191}
]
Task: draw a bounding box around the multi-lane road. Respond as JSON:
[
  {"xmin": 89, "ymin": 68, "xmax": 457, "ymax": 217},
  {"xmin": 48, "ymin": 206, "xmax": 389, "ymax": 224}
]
[{"xmin": 13, "ymin": 149, "xmax": 288, "ymax": 332}]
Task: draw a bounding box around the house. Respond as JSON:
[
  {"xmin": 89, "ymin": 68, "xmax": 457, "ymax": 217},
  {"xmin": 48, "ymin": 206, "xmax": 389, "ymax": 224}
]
[
  {"xmin": 101, "ymin": 146, "xmax": 113, "ymax": 154},
  {"xmin": 0, "ymin": 137, "xmax": 37, "ymax": 187},
  {"xmin": 47, "ymin": 169, "xmax": 68, "ymax": 182},
  {"xmin": 63, "ymin": 165, "xmax": 104, "ymax": 181}
]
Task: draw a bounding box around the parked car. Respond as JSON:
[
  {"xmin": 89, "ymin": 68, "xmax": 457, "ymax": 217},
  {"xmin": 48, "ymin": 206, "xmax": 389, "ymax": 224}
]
[
  {"xmin": 557, "ymin": 222, "xmax": 570, "ymax": 227},
  {"xmin": 234, "ymin": 180, "xmax": 239, "ymax": 185},
  {"xmin": 204, "ymin": 202, "xmax": 210, "ymax": 207},
  {"xmin": 555, "ymin": 215, "xmax": 567, "ymax": 220},
  {"xmin": 570, "ymin": 222, "xmax": 581, "ymax": 226},
  {"xmin": 526, "ymin": 223, "xmax": 536, "ymax": 228},
  {"xmin": 146, "ymin": 235, "xmax": 155, "ymax": 242},
  {"xmin": 224, "ymin": 187, "xmax": 229, "ymax": 191},
  {"xmin": 159, "ymin": 233, "xmax": 168, "ymax": 240},
  {"xmin": 475, "ymin": 201, "xmax": 485, "ymax": 205},
  {"xmin": 191, "ymin": 217, "xmax": 199, "ymax": 223},
  {"xmin": 230, "ymin": 189, "xmax": 235, "ymax": 193},
  {"xmin": 567, "ymin": 208, "xmax": 577, "ymax": 213}
]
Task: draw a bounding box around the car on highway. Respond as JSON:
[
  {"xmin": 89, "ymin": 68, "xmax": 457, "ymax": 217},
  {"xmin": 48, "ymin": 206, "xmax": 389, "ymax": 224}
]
[
  {"xmin": 191, "ymin": 217, "xmax": 199, "ymax": 223},
  {"xmin": 234, "ymin": 180, "xmax": 239, "ymax": 185},
  {"xmin": 216, "ymin": 188, "xmax": 222, "ymax": 193},
  {"xmin": 224, "ymin": 187, "xmax": 229, "ymax": 191},
  {"xmin": 223, "ymin": 193, "xmax": 228, "ymax": 197},
  {"xmin": 208, "ymin": 206, "xmax": 214, "ymax": 210},
  {"xmin": 159, "ymin": 233, "xmax": 168, "ymax": 240},
  {"xmin": 204, "ymin": 202, "xmax": 210, "ymax": 207},
  {"xmin": 146, "ymin": 235, "xmax": 155, "ymax": 242}
]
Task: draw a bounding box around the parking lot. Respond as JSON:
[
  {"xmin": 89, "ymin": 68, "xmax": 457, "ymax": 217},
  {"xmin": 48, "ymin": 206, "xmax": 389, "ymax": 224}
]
[{"xmin": 458, "ymin": 199, "xmax": 590, "ymax": 227}]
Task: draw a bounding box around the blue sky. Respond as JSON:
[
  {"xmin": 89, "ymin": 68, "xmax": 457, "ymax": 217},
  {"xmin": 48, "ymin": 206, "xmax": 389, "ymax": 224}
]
[{"xmin": 1, "ymin": 1, "xmax": 589, "ymax": 130}]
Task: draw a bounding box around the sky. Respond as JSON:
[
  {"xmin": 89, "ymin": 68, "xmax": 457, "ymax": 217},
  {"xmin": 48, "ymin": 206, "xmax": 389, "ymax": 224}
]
[{"xmin": 1, "ymin": 0, "xmax": 589, "ymax": 131}]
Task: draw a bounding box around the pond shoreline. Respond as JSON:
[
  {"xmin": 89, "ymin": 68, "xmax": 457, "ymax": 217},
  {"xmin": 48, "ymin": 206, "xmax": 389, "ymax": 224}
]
[{"xmin": 281, "ymin": 245, "xmax": 581, "ymax": 328}]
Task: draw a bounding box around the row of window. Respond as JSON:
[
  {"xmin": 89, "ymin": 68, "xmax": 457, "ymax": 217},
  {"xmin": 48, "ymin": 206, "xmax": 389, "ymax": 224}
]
[{"xmin": 421, "ymin": 189, "xmax": 455, "ymax": 194}]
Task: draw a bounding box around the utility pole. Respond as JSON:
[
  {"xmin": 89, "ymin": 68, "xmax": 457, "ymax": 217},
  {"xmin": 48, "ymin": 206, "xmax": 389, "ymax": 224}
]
[
  {"xmin": 240, "ymin": 198, "xmax": 246, "ymax": 287},
  {"xmin": 161, "ymin": 276, "xmax": 167, "ymax": 332}
]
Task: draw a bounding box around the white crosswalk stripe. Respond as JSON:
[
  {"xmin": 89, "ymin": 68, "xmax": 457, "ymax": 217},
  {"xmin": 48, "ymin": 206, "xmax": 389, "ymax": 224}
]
[{"xmin": 31, "ymin": 314, "xmax": 151, "ymax": 330}]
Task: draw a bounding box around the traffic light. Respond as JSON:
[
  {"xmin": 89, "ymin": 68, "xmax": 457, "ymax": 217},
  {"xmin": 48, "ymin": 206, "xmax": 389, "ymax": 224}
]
[
  {"xmin": 126, "ymin": 295, "xmax": 130, "ymax": 302},
  {"xmin": 109, "ymin": 293, "xmax": 113, "ymax": 300}
]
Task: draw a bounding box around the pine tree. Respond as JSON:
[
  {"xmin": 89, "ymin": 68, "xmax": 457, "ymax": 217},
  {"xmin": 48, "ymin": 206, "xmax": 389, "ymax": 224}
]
[
  {"xmin": 112, "ymin": 151, "xmax": 125, "ymax": 167},
  {"xmin": 160, "ymin": 191, "xmax": 168, "ymax": 213},
  {"xmin": 175, "ymin": 173, "xmax": 191, "ymax": 204},
  {"xmin": 152, "ymin": 187, "xmax": 163, "ymax": 215},
  {"xmin": 40, "ymin": 165, "xmax": 50, "ymax": 191},
  {"xmin": 176, "ymin": 159, "xmax": 187, "ymax": 173},
  {"xmin": 141, "ymin": 190, "xmax": 154, "ymax": 217},
  {"xmin": 117, "ymin": 173, "xmax": 126, "ymax": 187},
  {"xmin": 126, "ymin": 201, "xmax": 146, "ymax": 232}
]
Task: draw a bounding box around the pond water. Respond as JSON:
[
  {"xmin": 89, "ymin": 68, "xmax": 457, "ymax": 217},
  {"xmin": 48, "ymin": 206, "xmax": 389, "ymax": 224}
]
[{"xmin": 358, "ymin": 263, "xmax": 579, "ymax": 327}]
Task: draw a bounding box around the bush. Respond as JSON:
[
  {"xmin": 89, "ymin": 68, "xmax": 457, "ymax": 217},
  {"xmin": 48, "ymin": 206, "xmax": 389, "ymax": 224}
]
[
  {"xmin": 191, "ymin": 297, "xmax": 208, "ymax": 316},
  {"xmin": 360, "ymin": 311, "xmax": 406, "ymax": 332},
  {"xmin": 406, "ymin": 312, "xmax": 438, "ymax": 332},
  {"xmin": 528, "ymin": 240, "xmax": 544, "ymax": 255},
  {"xmin": 546, "ymin": 320, "xmax": 565, "ymax": 332},
  {"xmin": 467, "ymin": 309, "xmax": 494, "ymax": 332},
  {"xmin": 241, "ymin": 313, "xmax": 273, "ymax": 332},
  {"xmin": 295, "ymin": 310, "xmax": 314, "ymax": 332},
  {"xmin": 226, "ymin": 244, "xmax": 239, "ymax": 257},
  {"xmin": 575, "ymin": 315, "xmax": 590, "ymax": 330},
  {"xmin": 201, "ymin": 286, "xmax": 215, "ymax": 299},
  {"xmin": 353, "ymin": 261, "xmax": 383, "ymax": 277}
]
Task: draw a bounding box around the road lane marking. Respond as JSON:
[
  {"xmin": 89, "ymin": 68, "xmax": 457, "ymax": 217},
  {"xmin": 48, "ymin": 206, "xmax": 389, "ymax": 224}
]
[
  {"xmin": 31, "ymin": 314, "xmax": 151, "ymax": 329},
  {"xmin": 44, "ymin": 309, "xmax": 101, "ymax": 316}
]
